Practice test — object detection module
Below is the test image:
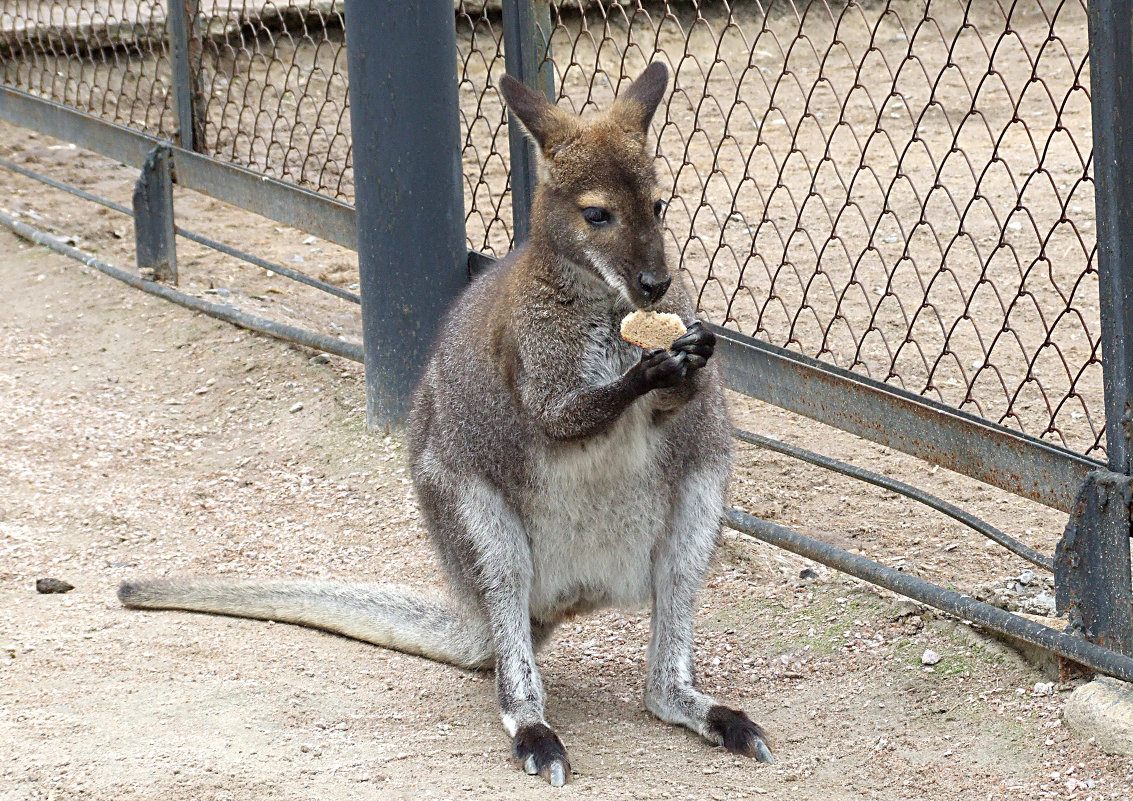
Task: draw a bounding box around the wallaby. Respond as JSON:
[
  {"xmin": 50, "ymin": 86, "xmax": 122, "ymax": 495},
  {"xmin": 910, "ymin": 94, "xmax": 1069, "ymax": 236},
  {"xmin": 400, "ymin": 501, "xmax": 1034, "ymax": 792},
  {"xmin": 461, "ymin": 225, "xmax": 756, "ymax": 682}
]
[{"xmin": 118, "ymin": 62, "xmax": 773, "ymax": 786}]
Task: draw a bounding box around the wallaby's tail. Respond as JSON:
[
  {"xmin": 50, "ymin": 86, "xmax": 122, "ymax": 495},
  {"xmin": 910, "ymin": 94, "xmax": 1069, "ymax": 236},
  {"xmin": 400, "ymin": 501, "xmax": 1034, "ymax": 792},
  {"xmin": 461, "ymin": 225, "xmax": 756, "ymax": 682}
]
[{"xmin": 118, "ymin": 578, "xmax": 493, "ymax": 669}]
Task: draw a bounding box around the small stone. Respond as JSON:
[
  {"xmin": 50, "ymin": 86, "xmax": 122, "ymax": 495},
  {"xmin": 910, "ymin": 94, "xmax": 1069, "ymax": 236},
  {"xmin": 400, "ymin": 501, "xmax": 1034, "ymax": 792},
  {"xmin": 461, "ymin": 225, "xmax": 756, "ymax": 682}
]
[
  {"xmin": 1018, "ymin": 569, "xmax": 1035, "ymax": 586},
  {"xmin": 36, "ymin": 578, "xmax": 74, "ymax": 594},
  {"xmin": 289, "ymin": 402, "xmax": 303, "ymax": 413},
  {"xmin": 799, "ymin": 567, "xmax": 818, "ymax": 580},
  {"xmin": 921, "ymin": 649, "xmax": 942, "ymax": 666},
  {"xmin": 309, "ymin": 354, "xmax": 330, "ymax": 365},
  {"xmin": 1026, "ymin": 591, "xmax": 1057, "ymax": 616}
]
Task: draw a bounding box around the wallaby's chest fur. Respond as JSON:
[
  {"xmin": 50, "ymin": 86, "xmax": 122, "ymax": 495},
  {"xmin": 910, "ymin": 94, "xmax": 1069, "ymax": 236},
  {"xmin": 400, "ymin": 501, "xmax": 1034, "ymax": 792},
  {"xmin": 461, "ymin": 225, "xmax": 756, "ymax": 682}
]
[{"xmin": 526, "ymin": 379, "xmax": 666, "ymax": 620}]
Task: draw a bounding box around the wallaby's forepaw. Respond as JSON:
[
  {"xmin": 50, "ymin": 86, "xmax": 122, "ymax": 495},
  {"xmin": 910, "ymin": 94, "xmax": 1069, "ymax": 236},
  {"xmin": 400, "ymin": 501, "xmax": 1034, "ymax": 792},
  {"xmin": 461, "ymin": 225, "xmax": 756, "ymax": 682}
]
[
  {"xmin": 706, "ymin": 705, "xmax": 774, "ymax": 763},
  {"xmin": 512, "ymin": 723, "xmax": 572, "ymax": 786},
  {"xmin": 670, "ymin": 320, "xmax": 715, "ymax": 370},
  {"xmin": 633, "ymin": 347, "xmax": 689, "ymax": 393}
]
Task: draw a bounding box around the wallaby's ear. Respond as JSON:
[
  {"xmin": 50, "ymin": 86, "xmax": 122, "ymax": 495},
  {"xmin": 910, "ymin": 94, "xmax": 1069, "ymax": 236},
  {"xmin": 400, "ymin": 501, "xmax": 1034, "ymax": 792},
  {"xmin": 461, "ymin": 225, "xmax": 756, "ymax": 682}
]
[
  {"xmin": 499, "ymin": 75, "xmax": 576, "ymax": 156},
  {"xmin": 610, "ymin": 62, "xmax": 669, "ymax": 135}
]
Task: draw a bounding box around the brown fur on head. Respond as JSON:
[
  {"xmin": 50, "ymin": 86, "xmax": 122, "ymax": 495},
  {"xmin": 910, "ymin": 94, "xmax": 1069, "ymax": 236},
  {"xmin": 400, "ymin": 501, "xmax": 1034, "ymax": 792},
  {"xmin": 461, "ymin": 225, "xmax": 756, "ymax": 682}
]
[{"xmin": 499, "ymin": 63, "xmax": 671, "ymax": 309}]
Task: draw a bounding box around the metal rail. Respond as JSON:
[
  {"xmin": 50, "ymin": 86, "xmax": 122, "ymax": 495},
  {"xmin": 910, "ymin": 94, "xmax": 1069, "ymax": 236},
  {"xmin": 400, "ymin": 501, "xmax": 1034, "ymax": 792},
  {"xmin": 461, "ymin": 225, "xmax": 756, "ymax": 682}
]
[
  {"xmin": 735, "ymin": 428, "xmax": 1054, "ymax": 571},
  {"xmin": 0, "ymin": 211, "xmax": 362, "ymax": 363},
  {"xmin": 715, "ymin": 326, "xmax": 1102, "ymax": 513},
  {"xmin": 724, "ymin": 508, "xmax": 1133, "ymax": 683},
  {"xmin": 0, "ymin": 87, "xmax": 357, "ymax": 250},
  {"xmin": 0, "ymin": 155, "xmax": 360, "ymax": 304}
]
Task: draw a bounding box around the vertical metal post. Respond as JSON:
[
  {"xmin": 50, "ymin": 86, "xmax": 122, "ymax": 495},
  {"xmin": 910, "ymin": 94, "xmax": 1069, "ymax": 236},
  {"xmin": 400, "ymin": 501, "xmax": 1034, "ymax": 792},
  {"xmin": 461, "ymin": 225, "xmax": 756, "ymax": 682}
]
[
  {"xmin": 501, "ymin": 0, "xmax": 555, "ymax": 243},
  {"xmin": 344, "ymin": 0, "xmax": 467, "ymax": 426},
  {"xmin": 133, "ymin": 145, "xmax": 177, "ymax": 284},
  {"xmin": 1059, "ymin": 0, "xmax": 1133, "ymax": 655},
  {"xmin": 167, "ymin": 0, "xmax": 204, "ymax": 152},
  {"xmin": 1056, "ymin": 472, "xmax": 1133, "ymax": 655}
]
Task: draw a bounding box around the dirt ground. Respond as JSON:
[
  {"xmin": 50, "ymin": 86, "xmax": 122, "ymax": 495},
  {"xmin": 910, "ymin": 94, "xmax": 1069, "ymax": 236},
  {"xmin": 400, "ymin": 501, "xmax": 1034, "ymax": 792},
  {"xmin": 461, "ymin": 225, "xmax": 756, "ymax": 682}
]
[{"xmin": 2, "ymin": 178, "xmax": 1133, "ymax": 798}]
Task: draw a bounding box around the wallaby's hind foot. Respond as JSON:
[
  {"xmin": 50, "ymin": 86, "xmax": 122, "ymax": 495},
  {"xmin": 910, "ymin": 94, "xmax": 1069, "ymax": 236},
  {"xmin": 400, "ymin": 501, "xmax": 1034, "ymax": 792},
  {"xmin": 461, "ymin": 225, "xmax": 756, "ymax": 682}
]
[
  {"xmin": 705, "ymin": 705, "xmax": 774, "ymax": 763},
  {"xmin": 512, "ymin": 723, "xmax": 571, "ymax": 787},
  {"xmin": 644, "ymin": 682, "xmax": 774, "ymax": 765}
]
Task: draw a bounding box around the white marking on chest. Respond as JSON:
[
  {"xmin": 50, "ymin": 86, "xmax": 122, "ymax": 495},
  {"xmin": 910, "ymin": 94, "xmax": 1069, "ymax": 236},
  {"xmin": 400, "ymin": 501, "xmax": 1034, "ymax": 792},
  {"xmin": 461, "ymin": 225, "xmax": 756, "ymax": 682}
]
[{"xmin": 526, "ymin": 322, "xmax": 668, "ymax": 620}]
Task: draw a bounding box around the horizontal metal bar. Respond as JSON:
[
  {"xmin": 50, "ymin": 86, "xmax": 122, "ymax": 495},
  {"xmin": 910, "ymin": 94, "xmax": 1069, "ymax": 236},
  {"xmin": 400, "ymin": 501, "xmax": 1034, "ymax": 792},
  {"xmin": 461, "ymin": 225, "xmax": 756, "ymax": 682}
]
[
  {"xmin": 0, "ymin": 155, "xmax": 133, "ymax": 216},
  {"xmin": 0, "ymin": 210, "xmax": 362, "ymax": 363},
  {"xmin": 0, "ymin": 87, "xmax": 357, "ymax": 249},
  {"xmin": 724, "ymin": 507, "xmax": 1133, "ymax": 683},
  {"xmin": 0, "ymin": 154, "xmax": 360, "ymax": 303},
  {"xmin": 714, "ymin": 326, "xmax": 1101, "ymax": 512},
  {"xmin": 173, "ymin": 227, "xmax": 360, "ymax": 304},
  {"xmin": 734, "ymin": 428, "xmax": 1054, "ymax": 571}
]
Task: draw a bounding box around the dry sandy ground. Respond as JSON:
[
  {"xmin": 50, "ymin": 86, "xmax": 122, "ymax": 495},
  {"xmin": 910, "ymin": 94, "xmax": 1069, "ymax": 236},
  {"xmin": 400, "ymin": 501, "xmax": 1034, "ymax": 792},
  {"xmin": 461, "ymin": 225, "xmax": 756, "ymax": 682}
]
[{"xmin": 2, "ymin": 223, "xmax": 1133, "ymax": 800}]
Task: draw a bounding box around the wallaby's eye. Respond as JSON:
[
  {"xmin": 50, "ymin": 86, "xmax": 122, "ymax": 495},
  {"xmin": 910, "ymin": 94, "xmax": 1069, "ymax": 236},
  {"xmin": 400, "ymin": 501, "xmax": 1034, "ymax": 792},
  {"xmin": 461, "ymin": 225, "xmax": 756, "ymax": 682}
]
[
  {"xmin": 653, "ymin": 199, "xmax": 666, "ymax": 219},
  {"xmin": 581, "ymin": 206, "xmax": 612, "ymax": 226}
]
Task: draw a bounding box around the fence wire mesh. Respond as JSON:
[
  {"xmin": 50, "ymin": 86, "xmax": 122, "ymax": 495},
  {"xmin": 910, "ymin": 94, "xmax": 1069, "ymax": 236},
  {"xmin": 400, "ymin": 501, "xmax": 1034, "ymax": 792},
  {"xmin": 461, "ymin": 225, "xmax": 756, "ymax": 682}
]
[
  {"xmin": 0, "ymin": 0, "xmax": 1106, "ymax": 459},
  {"xmin": 456, "ymin": 1, "xmax": 516, "ymax": 256},
  {"xmin": 0, "ymin": 0, "xmax": 176, "ymax": 135},
  {"xmin": 530, "ymin": 0, "xmax": 1103, "ymax": 459},
  {"xmin": 192, "ymin": 0, "xmax": 352, "ymax": 198}
]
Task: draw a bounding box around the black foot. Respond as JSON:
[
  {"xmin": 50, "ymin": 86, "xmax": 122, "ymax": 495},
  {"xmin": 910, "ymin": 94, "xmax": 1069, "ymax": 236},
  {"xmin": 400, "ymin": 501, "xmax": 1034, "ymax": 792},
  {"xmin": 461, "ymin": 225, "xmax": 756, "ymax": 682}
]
[
  {"xmin": 706, "ymin": 705, "xmax": 774, "ymax": 763},
  {"xmin": 512, "ymin": 723, "xmax": 571, "ymax": 787}
]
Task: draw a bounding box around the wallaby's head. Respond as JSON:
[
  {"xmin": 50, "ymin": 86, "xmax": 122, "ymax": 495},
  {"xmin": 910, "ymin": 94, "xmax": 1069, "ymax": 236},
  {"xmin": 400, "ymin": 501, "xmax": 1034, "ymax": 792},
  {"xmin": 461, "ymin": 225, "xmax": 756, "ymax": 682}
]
[{"xmin": 500, "ymin": 63, "xmax": 671, "ymax": 309}]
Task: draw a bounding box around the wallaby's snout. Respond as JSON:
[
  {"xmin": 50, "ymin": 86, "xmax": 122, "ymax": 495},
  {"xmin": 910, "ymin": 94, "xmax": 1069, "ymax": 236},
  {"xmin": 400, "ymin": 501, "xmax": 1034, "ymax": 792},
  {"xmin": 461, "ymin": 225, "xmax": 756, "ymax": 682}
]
[{"xmin": 637, "ymin": 270, "xmax": 671, "ymax": 304}]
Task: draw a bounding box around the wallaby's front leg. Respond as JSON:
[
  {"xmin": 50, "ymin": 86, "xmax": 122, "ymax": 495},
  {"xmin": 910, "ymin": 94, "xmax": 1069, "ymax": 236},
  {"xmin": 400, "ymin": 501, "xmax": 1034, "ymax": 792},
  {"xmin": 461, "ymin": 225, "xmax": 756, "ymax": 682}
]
[
  {"xmin": 645, "ymin": 469, "xmax": 774, "ymax": 763},
  {"xmin": 536, "ymin": 346, "xmax": 690, "ymax": 440}
]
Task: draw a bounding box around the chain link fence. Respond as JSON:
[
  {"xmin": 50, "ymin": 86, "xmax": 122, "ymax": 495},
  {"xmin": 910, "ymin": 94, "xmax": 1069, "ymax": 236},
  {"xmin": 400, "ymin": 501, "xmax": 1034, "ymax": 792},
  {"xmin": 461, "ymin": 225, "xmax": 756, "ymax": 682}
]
[
  {"xmin": 530, "ymin": 0, "xmax": 1101, "ymax": 459},
  {"xmin": 0, "ymin": 0, "xmax": 1105, "ymax": 459},
  {"xmin": 0, "ymin": 0, "xmax": 176, "ymax": 135}
]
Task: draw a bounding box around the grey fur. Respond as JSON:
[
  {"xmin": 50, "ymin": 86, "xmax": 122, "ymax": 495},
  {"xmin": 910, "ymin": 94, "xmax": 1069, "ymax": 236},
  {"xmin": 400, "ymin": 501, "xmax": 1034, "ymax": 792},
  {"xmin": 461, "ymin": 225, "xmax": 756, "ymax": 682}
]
[
  {"xmin": 118, "ymin": 63, "xmax": 772, "ymax": 783},
  {"xmin": 118, "ymin": 578, "xmax": 494, "ymax": 669}
]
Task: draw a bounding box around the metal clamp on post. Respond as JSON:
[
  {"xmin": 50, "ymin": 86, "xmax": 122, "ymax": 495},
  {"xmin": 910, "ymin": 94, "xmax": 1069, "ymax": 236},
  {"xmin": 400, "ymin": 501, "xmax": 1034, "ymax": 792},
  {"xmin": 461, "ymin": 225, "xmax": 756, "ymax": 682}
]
[
  {"xmin": 132, "ymin": 144, "xmax": 177, "ymax": 284},
  {"xmin": 1056, "ymin": 470, "xmax": 1133, "ymax": 656}
]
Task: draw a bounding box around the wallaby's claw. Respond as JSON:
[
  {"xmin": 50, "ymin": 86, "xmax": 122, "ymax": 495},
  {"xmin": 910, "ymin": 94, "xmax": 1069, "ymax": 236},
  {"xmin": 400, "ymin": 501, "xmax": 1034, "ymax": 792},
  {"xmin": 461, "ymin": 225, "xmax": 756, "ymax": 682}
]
[
  {"xmin": 549, "ymin": 762, "xmax": 568, "ymax": 787},
  {"xmin": 634, "ymin": 347, "xmax": 689, "ymax": 392},
  {"xmin": 706, "ymin": 704, "xmax": 774, "ymax": 764},
  {"xmin": 754, "ymin": 739, "xmax": 775, "ymax": 764},
  {"xmin": 670, "ymin": 320, "xmax": 715, "ymax": 369},
  {"xmin": 512, "ymin": 723, "xmax": 572, "ymax": 786}
]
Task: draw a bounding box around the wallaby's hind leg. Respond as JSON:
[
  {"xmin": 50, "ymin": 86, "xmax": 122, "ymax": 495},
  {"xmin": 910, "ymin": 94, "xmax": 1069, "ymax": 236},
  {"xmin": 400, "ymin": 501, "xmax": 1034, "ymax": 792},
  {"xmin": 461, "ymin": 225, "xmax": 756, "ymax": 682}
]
[
  {"xmin": 645, "ymin": 468, "xmax": 774, "ymax": 763},
  {"xmin": 420, "ymin": 473, "xmax": 571, "ymax": 787}
]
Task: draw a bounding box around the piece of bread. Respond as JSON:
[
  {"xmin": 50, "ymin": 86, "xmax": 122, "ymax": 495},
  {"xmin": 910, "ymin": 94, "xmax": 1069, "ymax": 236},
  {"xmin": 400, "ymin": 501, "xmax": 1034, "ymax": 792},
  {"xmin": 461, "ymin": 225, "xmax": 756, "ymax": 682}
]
[{"xmin": 620, "ymin": 310, "xmax": 688, "ymax": 349}]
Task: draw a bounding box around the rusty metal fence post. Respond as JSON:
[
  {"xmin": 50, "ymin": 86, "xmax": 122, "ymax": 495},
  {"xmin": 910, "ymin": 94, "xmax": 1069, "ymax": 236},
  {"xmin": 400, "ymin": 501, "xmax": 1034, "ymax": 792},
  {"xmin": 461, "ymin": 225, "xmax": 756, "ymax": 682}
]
[
  {"xmin": 344, "ymin": 0, "xmax": 467, "ymax": 426},
  {"xmin": 501, "ymin": 0, "xmax": 554, "ymax": 243},
  {"xmin": 1055, "ymin": 0, "xmax": 1133, "ymax": 656},
  {"xmin": 166, "ymin": 0, "xmax": 205, "ymax": 152}
]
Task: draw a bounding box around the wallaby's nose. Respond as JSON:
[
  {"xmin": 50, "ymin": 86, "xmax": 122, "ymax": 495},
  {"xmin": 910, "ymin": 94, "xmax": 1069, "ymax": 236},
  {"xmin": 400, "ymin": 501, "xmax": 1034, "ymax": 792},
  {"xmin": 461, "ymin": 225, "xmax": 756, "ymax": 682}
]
[{"xmin": 637, "ymin": 271, "xmax": 672, "ymax": 303}]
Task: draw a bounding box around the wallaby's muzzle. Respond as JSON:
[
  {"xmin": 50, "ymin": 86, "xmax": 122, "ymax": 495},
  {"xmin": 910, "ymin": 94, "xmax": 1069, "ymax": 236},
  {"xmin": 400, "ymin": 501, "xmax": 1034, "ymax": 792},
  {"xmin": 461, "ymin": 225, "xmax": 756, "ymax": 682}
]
[{"xmin": 637, "ymin": 270, "xmax": 671, "ymax": 304}]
